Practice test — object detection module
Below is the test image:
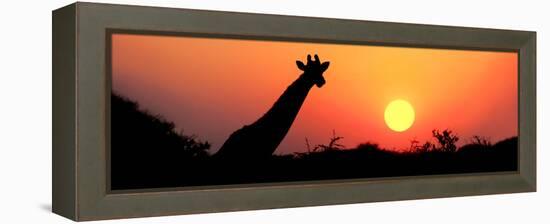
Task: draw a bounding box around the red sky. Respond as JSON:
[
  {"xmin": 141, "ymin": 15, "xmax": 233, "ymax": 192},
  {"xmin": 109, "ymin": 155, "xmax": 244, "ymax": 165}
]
[{"xmin": 111, "ymin": 33, "xmax": 518, "ymax": 154}]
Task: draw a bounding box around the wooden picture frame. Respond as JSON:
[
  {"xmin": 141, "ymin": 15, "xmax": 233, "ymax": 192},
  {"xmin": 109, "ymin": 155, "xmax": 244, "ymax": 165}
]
[{"xmin": 53, "ymin": 2, "xmax": 536, "ymax": 221}]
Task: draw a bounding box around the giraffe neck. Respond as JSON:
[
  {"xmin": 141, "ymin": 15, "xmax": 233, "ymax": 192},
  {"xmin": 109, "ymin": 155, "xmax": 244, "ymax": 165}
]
[
  {"xmin": 214, "ymin": 72, "xmax": 319, "ymax": 158},
  {"xmin": 254, "ymin": 73, "xmax": 315, "ymax": 130}
]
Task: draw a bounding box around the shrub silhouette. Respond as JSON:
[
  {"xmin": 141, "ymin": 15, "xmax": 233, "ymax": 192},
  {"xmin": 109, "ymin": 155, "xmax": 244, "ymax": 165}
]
[
  {"xmin": 410, "ymin": 129, "xmax": 460, "ymax": 153},
  {"xmin": 432, "ymin": 129, "xmax": 460, "ymax": 152},
  {"xmin": 300, "ymin": 130, "xmax": 345, "ymax": 156}
]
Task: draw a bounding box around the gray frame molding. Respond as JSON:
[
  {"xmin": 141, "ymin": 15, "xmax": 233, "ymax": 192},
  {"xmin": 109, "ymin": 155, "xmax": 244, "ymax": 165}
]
[{"xmin": 52, "ymin": 2, "xmax": 536, "ymax": 221}]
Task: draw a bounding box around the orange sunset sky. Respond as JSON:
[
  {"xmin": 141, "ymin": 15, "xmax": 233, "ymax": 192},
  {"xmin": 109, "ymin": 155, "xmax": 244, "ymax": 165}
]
[{"xmin": 111, "ymin": 33, "xmax": 518, "ymax": 154}]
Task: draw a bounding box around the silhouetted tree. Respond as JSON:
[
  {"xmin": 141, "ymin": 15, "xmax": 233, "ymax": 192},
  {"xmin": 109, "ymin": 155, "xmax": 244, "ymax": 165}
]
[{"xmin": 432, "ymin": 129, "xmax": 459, "ymax": 152}]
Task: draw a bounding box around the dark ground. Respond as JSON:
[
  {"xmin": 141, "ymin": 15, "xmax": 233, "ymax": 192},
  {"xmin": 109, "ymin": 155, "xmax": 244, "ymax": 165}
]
[{"xmin": 111, "ymin": 93, "xmax": 517, "ymax": 190}]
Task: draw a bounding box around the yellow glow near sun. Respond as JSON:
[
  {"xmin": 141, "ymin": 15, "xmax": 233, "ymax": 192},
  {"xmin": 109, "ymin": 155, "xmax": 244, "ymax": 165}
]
[{"xmin": 384, "ymin": 100, "xmax": 415, "ymax": 132}]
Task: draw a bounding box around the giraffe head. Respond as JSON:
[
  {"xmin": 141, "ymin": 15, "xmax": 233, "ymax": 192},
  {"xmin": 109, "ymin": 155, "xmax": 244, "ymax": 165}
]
[{"xmin": 296, "ymin": 54, "xmax": 330, "ymax": 88}]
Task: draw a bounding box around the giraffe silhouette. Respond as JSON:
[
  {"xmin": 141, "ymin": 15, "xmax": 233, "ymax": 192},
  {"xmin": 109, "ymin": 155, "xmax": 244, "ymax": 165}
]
[{"xmin": 215, "ymin": 54, "xmax": 330, "ymax": 160}]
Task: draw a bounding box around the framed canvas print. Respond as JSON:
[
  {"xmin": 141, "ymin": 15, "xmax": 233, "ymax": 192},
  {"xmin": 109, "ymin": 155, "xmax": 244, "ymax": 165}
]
[{"xmin": 52, "ymin": 2, "xmax": 536, "ymax": 221}]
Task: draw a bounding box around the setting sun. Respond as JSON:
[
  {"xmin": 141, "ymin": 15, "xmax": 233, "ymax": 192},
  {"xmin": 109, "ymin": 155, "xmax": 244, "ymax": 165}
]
[{"xmin": 384, "ymin": 100, "xmax": 415, "ymax": 132}]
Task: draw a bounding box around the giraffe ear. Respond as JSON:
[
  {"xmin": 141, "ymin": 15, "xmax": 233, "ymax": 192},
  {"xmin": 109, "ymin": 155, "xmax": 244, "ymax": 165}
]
[
  {"xmin": 321, "ymin": 61, "xmax": 330, "ymax": 72},
  {"xmin": 296, "ymin": 61, "xmax": 306, "ymax": 71}
]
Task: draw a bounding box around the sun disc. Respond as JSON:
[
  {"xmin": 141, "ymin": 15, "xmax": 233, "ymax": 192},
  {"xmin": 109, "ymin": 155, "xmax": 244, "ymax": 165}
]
[{"xmin": 384, "ymin": 100, "xmax": 415, "ymax": 132}]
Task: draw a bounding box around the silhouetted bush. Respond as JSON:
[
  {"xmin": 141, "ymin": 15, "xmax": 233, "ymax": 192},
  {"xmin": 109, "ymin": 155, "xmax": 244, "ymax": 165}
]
[{"xmin": 432, "ymin": 129, "xmax": 460, "ymax": 152}]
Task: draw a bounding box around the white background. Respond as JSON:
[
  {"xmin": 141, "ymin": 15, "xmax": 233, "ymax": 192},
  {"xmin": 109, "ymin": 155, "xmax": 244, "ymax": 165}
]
[{"xmin": 0, "ymin": 0, "xmax": 548, "ymax": 223}]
